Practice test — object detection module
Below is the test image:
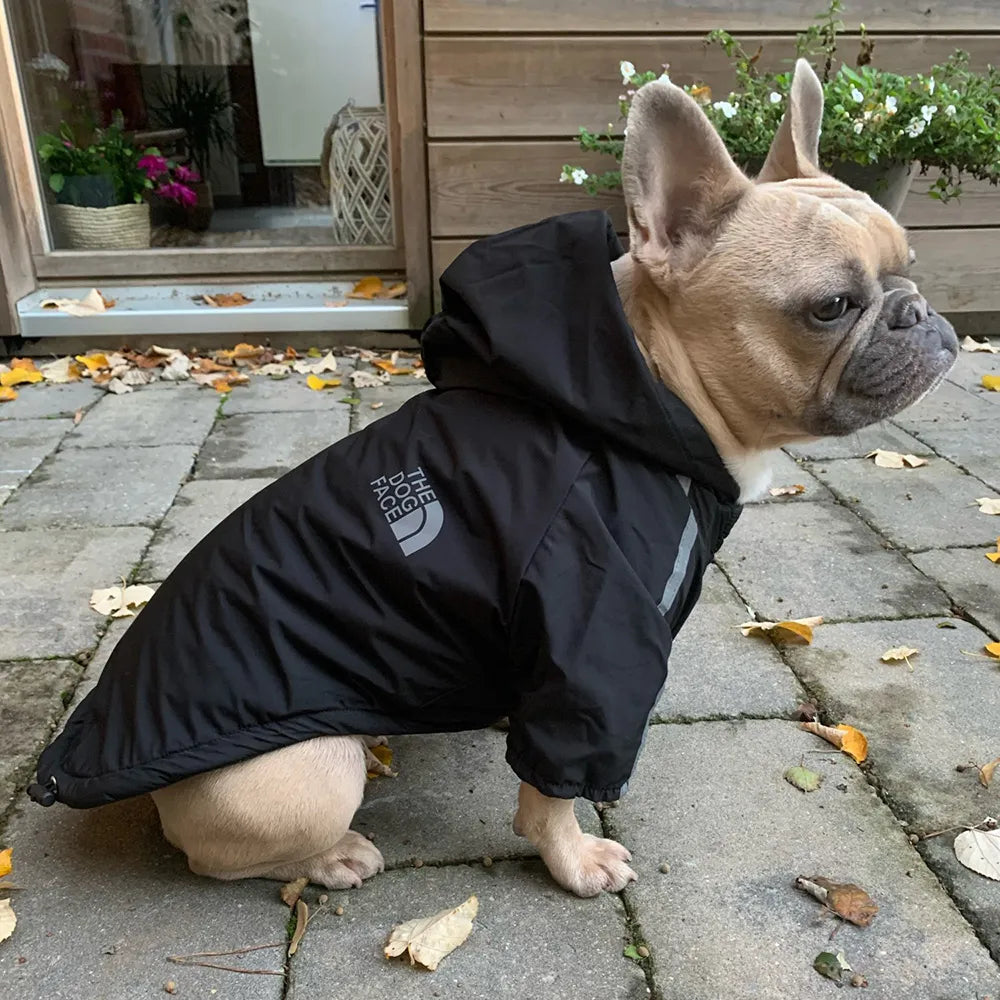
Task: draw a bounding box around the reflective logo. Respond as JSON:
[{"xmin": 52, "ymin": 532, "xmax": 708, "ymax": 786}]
[{"xmin": 369, "ymin": 467, "xmax": 444, "ymax": 556}]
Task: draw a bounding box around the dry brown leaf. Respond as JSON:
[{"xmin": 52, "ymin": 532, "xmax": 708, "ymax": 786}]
[
  {"xmin": 0, "ymin": 387, "xmax": 18, "ymax": 402},
  {"xmin": 40, "ymin": 356, "xmax": 82, "ymax": 383},
  {"xmin": 73, "ymin": 409, "xmax": 84, "ymax": 425},
  {"xmin": 962, "ymin": 335, "xmax": 1000, "ymax": 354},
  {"xmin": 325, "ymin": 299, "xmax": 348, "ymax": 308},
  {"xmin": 372, "ymin": 359, "xmax": 413, "ymax": 376},
  {"xmin": 954, "ymin": 828, "xmax": 1000, "ymax": 880},
  {"xmin": 90, "ymin": 583, "xmax": 156, "ymax": 618},
  {"xmin": 202, "ymin": 292, "xmax": 253, "ymax": 308},
  {"xmin": 280, "ymin": 876, "xmax": 308, "ymax": 908},
  {"xmin": 975, "ymin": 498, "xmax": 1000, "ymax": 515},
  {"xmin": 191, "ymin": 357, "xmax": 231, "ymax": 375},
  {"xmin": 0, "ymin": 848, "xmax": 11, "ymax": 878},
  {"xmin": 366, "ymin": 743, "xmax": 394, "ymax": 779},
  {"xmin": 690, "ymin": 84, "xmax": 713, "ymax": 104},
  {"xmin": 795, "ymin": 876, "xmax": 878, "ymax": 927},
  {"xmin": 39, "ymin": 288, "xmax": 107, "ymax": 316},
  {"xmin": 880, "ymin": 646, "xmax": 919, "ymax": 668},
  {"xmin": 800, "ymin": 721, "xmax": 869, "ymax": 763},
  {"xmin": 287, "ymin": 898, "xmax": 309, "ymax": 957},
  {"xmin": 10, "ymin": 358, "xmax": 37, "ymax": 372},
  {"xmin": 865, "ymin": 449, "xmax": 927, "ymax": 469},
  {"xmin": 347, "ymin": 276, "xmax": 384, "ymax": 300},
  {"xmin": 384, "ymin": 895, "xmax": 478, "ymax": 971},
  {"xmin": 0, "ymin": 899, "xmax": 15, "ymax": 944},
  {"xmin": 104, "ymin": 377, "xmax": 133, "ymax": 395},
  {"xmin": 371, "ymin": 401, "xmax": 385, "ymax": 410},
  {"xmin": 769, "ymin": 484, "xmax": 806, "ymax": 496},
  {"xmin": 978, "ymin": 757, "xmax": 1000, "ymax": 788},
  {"xmin": 379, "ymin": 282, "xmax": 408, "ymax": 299},
  {"xmin": 739, "ymin": 617, "xmax": 823, "ymax": 644},
  {"xmin": 986, "ymin": 539, "xmax": 1000, "ymax": 564}
]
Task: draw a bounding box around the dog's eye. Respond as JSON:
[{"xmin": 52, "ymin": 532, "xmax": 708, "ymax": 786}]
[{"xmin": 811, "ymin": 296, "xmax": 852, "ymax": 323}]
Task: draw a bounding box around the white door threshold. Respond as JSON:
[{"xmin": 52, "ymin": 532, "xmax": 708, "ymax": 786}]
[{"xmin": 17, "ymin": 281, "xmax": 410, "ymax": 338}]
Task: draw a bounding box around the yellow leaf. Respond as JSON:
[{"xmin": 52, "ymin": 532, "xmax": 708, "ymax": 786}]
[
  {"xmin": 306, "ymin": 374, "xmax": 342, "ymax": 391},
  {"xmin": 75, "ymin": 353, "xmax": 109, "ymax": 371},
  {"xmin": 0, "ymin": 847, "xmax": 11, "ymax": 878},
  {"xmin": 979, "ymin": 757, "xmax": 1000, "ymax": 788},
  {"xmin": 0, "ymin": 899, "xmax": 15, "ymax": 944},
  {"xmin": 378, "ymin": 282, "xmax": 408, "ymax": 299},
  {"xmin": 880, "ymin": 646, "xmax": 919, "ymax": 668},
  {"xmin": 800, "ymin": 720, "xmax": 869, "ymax": 763},
  {"xmin": 865, "ymin": 449, "xmax": 927, "ymax": 469},
  {"xmin": 367, "ymin": 743, "xmax": 394, "ymax": 779},
  {"xmin": 384, "ymin": 895, "xmax": 478, "ymax": 971},
  {"xmin": 986, "ymin": 642, "xmax": 1000, "ymax": 659},
  {"xmin": 984, "ymin": 375, "xmax": 1000, "ymax": 392},
  {"xmin": 0, "ymin": 387, "xmax": 17, "ymax": 402},
  {"xmin": 739, "ymin": 617, "xmax": 823, "ymax": 644},
  {"xmin": 89, "ymin": 583, "xmax": 156, "ymax": 618},
  {"xmin": 9, "ymin": 357, "xmax": 38, "ymax": 372},
  {"xmin": 372, "ymin": 359, "xmax": 414, "ymax": 376},
  {"xmin": 0, "ymin": 368, "xmax": 43, "ymax": 387},
  {"xmin": 987, "ymin": 539, "xmax": 1000, "ymax": 563},
  {"xmin": 975, "ymin": 498, "xmax": 1000, "ymax": 515},
  {"xmin": 769, "ymin": 484, "xmax": 806, "ymax": 496},
  {"xmin": 348, "ymin": 276, "xmax": 385, "ymax": 300},
  {"xmin": 689, "ymin": 84, "xmax": 713, "ymax": 104}
]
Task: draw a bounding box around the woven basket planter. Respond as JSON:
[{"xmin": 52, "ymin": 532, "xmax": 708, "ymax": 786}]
[
  {"xmin": 327, "ymin": 103, "xmax": 393, "ymax": 245},
  {"xmin": 50, "ymin": 202, "xmax": 151, "ymax": 250}
]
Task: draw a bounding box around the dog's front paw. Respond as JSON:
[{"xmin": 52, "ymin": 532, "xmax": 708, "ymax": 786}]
[{"xmin": 541, "ymin": 833, "xmax": 637, "ymax": 898}]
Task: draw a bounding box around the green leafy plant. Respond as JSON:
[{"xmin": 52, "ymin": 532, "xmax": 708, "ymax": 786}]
[
  {"xmin": 564, "ymin": 0, "xmax": 1000, "ymax": 202},
  {"xmin": 148, "ymin": 68, "xmax": 238, "ymax": 178}
]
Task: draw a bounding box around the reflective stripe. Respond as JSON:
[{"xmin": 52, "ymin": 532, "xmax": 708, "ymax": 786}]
[{"xmin": 657, "ymin": 476, "xmax": 697, "ymax": 617}]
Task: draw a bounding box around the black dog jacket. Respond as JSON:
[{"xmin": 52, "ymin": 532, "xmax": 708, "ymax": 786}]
[{"xmin": 33, "ymin": 210, "xmax": 741, "ymax": 809}]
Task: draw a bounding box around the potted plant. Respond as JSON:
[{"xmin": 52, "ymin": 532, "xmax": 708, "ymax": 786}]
[
  {"xmin": 148, "ymin": 68, "xmax": 239, "ymax": 230},
  {"xmin": 563, "ymin": 0, "xmax": 1000, "ymax": 216}
]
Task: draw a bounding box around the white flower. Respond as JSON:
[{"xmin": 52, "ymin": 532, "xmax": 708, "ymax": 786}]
[
  {"xmin": 851, "ymin": 87, "xmax": 864, "ymax": 103},
  {"xmin": 854, "ymin": 120, "xmax": 865, "ymax": 134},
  {"xmin": 921, "ymin": 104, "xmax": 937, "ymax": 122},
  {"xmin": 620, "ymin": 60, "xmax": 636, "ymax": 83},
  {"xmin": 658, "ymin": 72, "xmax": 671, "ymax": 85},
  {"xmin": 884, "ymin": 95, "xmax": 898, "ymax": 114},
  {"xmin": 905, "ymin": 117, "xmax": 926, "ymax": 138},
  {"xmin": 713, "ymin": 100, "xmax": 738, "ymax": 119},
  {"xmin": 571, "ymin": 168, "xmax": 589, "ymax": 186},
  {"xmin": 928, "ymin": 76, "xmax": 936, "ymax": 95},
  {"xmin": 863, "ymin": 110, "xmax": 873, "ymax": 120},
  {"xmin": 769, "ymin": 91, "xmax": 782, "ymax": 104},
  {"xmin": 945, "ymin": 104, "xmax": 957, "ymax": 117}
]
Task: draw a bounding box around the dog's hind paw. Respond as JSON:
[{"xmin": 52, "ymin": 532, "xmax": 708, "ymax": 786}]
[{"xmin": 542, "ymin": 833, "xmax": 637, "ymax": 898}]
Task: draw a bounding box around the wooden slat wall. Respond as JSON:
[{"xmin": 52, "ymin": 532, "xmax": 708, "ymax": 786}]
[{"xmin": 422, "ymin": 1, "xmax": 1000, "ymax": 314}]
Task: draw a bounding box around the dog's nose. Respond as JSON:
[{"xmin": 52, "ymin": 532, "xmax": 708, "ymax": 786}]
[{"xmin": 885, "ymin": 286, "xmax": 928, "ymax": 329}]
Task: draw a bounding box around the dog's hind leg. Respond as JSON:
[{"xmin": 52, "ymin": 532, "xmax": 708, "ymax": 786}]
[{"xmin": 151, "ymin": 734, "xmax": 383, "ymax": 889}]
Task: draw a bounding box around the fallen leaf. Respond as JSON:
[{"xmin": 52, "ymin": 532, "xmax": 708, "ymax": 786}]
[
  {"xmin": 0, "ymin": 899, "xmax": 15, "ymax": 944},
  {"xmin": 880, "ymin": 646, "xmax": 919, "ymax": 668},
  {"xmin": 367, "ymin": 743, "xmax": 394, "ymax": 779},
  {"xmin": 412, "ymin": 368, "xmax": 428, "ymax": 380},
  {"xmin": 978, "ymin": 757, "xmax": 1000, "ymax": 788},
  {"xmin": 623, "ymin": 944, "xmax": 641, "ymax": 961},
  {"xmin": 280, "ymin": 877, "xmax": 308, "ymax": 909},
  {"xmin": 10, "ymin": 358, "xmax": 38, "ymax": 372},
  {"xmin": 739, "ymin": 617, "xmax": 823, "ymax": 644},
  {"xmin": 119, "ymin": 368, "xmax": 156, "ymax": 387},
  {"xmin": 325, "ymin": 299, "xmax": 348, "ymax": 308},
  {"xmin": 0, "ymin": 387, "xmax": 17, "ymax": 402},
  {"xmin": 73, "ymin": 409, "xmax": 84, "ymax": 425},
  {"xmin": 379, "ymin": 282, "xmax": 408, "ymax": 299},
  {"xmin": 769, "ymin": 484, "xmax": 806, "ymax": 496},
  {"xmin": 350, "ymin": 370, "xmax": 389, "ymax": 388},
  {"xmin": 307, "ymin": 347, "xmax": 322, "ymax": 357},
  {"xmin": 987, "ymin": 642, "xmax": 1000, "ymax": 659},
  {"xmin": 39, "ymin": 288, "xmax": 107, "ymax": 316},
  {"xmin": 347, "ymin": 276, "xmax": 385, "ymax": 300},
  {"xmin": 372, "ymin": 359, "xmax": 414, "ymax": 376},
  {"xmin": 0, "ymin": 848, "xmax": 11, "ymax": 878},
  {"xmin": 160, "ymin": 355, "xmax": 192, "ymax": 382},
  {"xmin": 954, "ymin": 828, "xmax": 1000, "ymax": 880},
  {"xmin": 936, "ymin": 621, "xmax": 958, "ymax": 629},
  {"xmin": 231, "ymin": 342, "xmax": 261, "ymax": 358},
  {"xmin": 191, "ymin": 357, "xmax": 231, "ymax": 375},
  {"xmin": 371, "ymin": 401, "xmax": 385, "ymax": 410},
  {"xmin": 287, "ymin": 898, "xmax": 309, "ymax": 957},
  {"xmin": 865, "ymin": 449, "xmax": 927, "ymax": 469},
  {"xmin": 255, "ymin": 362, "xmax": 291, "ymax": 377},
  {"xmin": 813, "ymin": 950, "xmax": 852, "ymax": 983},
  {"xmin": 294, "ymin": 351, "xmax": 339, "ymax": 376},
  {"xmin": 384, "ymin": 895, "xmax": 478, "ymax": 971},
  {"xmin": 104, "ymin": 377, "xmax": 132, "ymax": 395},
  {"xmin": 796, "ymin": 701, "xmax": 819, "ymax": 721},
  {"xmin": 796, "ymin": 876, "xmax": 878, "ymax": 927},
  {"xmin": 90, "ymin": 583, "xmax": 156, "ymax": 618},
  {"xmin": 784, "ymin": 765, "xmax": 823, "ymax": 792},
  {"xmin": 306, "ymin": 374, "xmax": 342, "ymax": 391},
  {"xmin": 202, "ymin": 292, "xmax": 253, "ymax": 307},
  {"xmin": 962, "ymin": 335, "xmax": 1000, "ymax": 353},
  {"xmin": 975, "ymin": 498, "xmax": 1000, "ymax": 515},
  {"xmin": 986, "ymin": 539, "xmax": 1000, "ymax": 564},
  {"xmin": 983, "ymin": 375, "xmax": 1000, "ymax": 392},
  {"xmin": 800, "ymin": 721, "xmax": 869, "ymax": 763},
  {"xmin": 0, "ymin": 368, "xmax": 43, "ymax": 387},
  {"xmin": 39, "ymin": 356, "xmax": 82, "ymax": 383},
  {"xmin": 341, "ymin": 396, "xmax": 361, "ymax": 405},
  {"xmin": 74, "ymin": 353, "xmax": 109, "ymax": 372},
  {"xmin": 689, "ymin": 84, "xmax": 713, "ymax": 104}
]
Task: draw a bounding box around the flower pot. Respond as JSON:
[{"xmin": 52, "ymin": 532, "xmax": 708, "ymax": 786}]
[
  {"xmin": 826, "ymin": 161, "xmax": 914, "ymax": 217},
  {"xmin": 50, "ymin": 201, "xmax": 151, "ymax": 250},
  {"xmin": 151, "ymin": 180, "xmax": 214, "ymax": 231}
]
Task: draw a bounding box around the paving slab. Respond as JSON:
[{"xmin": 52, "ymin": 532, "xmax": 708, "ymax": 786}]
[
  {"xmin": 63, "ymin": 385, "xmax": 219, "ymax": 448},
  {"xmin": 0, "ymin": 659, "xmax": 79, "ymax": 811},
  {"xmin": 0, "ymin": 526, "xmax": 151, "ymax": 660},
  {"xmin": 355, "ymin": 730, "xmax": 600, "ymax": 867},
  {"xmin": 196, "ymin": 410, "xmax": 349, "ymax": 478},
  {"xmin": 354, "ymin": 383, "xmax": 430, "ymax": 431},
  {"xmin": 0, "ymin": 794, "xmax": 286, "ymax": 1000},
  {"xmin": 812, "ymin": 456, "xmax": 998, "ymax": 551},
  {"xmin": 58, "ymin": 618, "xmax": 133, "ymax": 721},
  {"xmin": 783, "ymin": 423, "xmax": 929, "ymax": 461},
  {"xmin": 223, "ymin": 365, "xmax": 360, "ymax": 414},
  {"xmin": 0, "ymin": 487, "xmax": 10, "ymax": 507},
  {"xmin": 0, "ymin": 445, "xmax": 195, "ymax": 529},
  {"xmin": 909, "ymin": 547, "xmax": 1000, "ymax": 637},
  {"xmin": 946, "ymin": 344, "xmax": 1000, "ymax": 393},
  {"xmin": 655, "ymin": 564, "xmax": 804, "ymax": 721},
  {"xmin": 0, "ymin": 381, "xmax": 101, "ymax": 421},
  {"xmin": 0, "ymin": 418, "xmax": 72, "ymax": 489},
  {"xmin": 903, "ymin": 414, "xmax": 1000, "ymax": 493},
  {"xmin": 745, "ymin": 450, "xmax": 829, "ymax": 505},
  {"xmin": 607, "ymin": 720, "xmax": 999, "ymax": 998},
  {"xmin": 892, "ymin": 380, "xmax": 996, "ymax": 431},
  {"xmin": 715, "ymin": 502, "xmax": 948, "ymax": 622},
  {"xmin": 287, "ymin": 861, "xmax": 645, "ymax": 1000},
  {"xmin": 141, "ymin": 477, "xmax": 274, "ymax": 580}
]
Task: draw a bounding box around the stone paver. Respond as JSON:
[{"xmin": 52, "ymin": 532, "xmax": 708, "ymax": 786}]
[
  {"xmin": 141, "ymin": 478, "xmax": 274, "ymax": 580},
  {"xmin": 715, "ymin": 502, "xmax": 948, "ymax": 621},
  {"xmin": 288, "ymin": 861, "xmax": 645, "ymax": 1000},
  {"xmin": 945, "ymin": 342, "xmax": 999, "ymax": 392},
  {"xmin": 0, "ymin": 418, "xmax": 72, "ymax": 489},
  {"xmin": 0, "ymin": 794, "xmax": 285, "ymax": 1000},
  {"xmin": 812, "ymin": 456, "xmax": 999, "ymax": 551},
  {"xmin": 0, "ymin": 381, "xmax": 101, "ymax": 420},
  {"xmin": 196, "ymin": 410, "xmax": 349, "ymax": 478},
  {"xmin": 0, "ymin": 527, "xmax": 151, "ymax": 660},
  {"xmin": 0, "ymin": 446, "xmax": 195, "ymax": 529},
  {"xmin": 655, "ymin": 564, "xmax": 804, "ymax": 721},
  {"xmin": 783, "ymin": 423, "xmax": 929, "ymax": 461},
  {"xmin": 608, "ymin": 721, "xmax": 999, "ymax": 998},
  {"xmin": 354, "ymin": 383, "xmax": 429, "ymax": 430},
  {"xmin": 0, "ymin": 660, "xmax": 79, "ymax": 811},
  {"xmin": 904, "ymin": 414, "xmax": 1000, "ymax": 493},
  {"xmin": 63, "ymin": 385, "xmax": 219, "ymax": 448},
  {"xmin": 57, "ymin": 618, "xmax": 133, "ymax": 723},
  {"xmin": 355, "ymin": 730, "xmax": 600, "ymax": 866},
  {"xmin": 223, "ymin": 363, "xmax": 359, "ymax": 414},
  {"xmin": 746, "ymin": 450, "xmax": 829, "ymax": 504},
  {"xmin": 891, "ymin": 380, "xmax": 996, "ymax": 430},
  {"xmin": 909, "ymin": 547, "xmax": 1000, "ymax": 637}
]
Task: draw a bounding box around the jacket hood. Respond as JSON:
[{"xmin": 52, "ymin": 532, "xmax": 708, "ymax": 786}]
[{"xmin": 421, "ymin": 211, "xmax": 739, "ymax": 501}]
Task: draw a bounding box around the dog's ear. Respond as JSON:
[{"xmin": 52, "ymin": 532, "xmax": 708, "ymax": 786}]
[
  {"xmin": 757, "ymin": 58, "xmax": 824, "ymax": 183},
  {"xmin": 622, "ymin": 80, "xmax": 750, "ymax": 268}
]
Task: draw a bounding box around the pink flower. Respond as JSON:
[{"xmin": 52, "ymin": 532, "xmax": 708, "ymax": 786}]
[
  {"xmin": 138, "ymin": 154, "xmax": 168, "ymax": 180},
  {"xmin": 173, "ymin": 163, "xmax": 201, "ymax": 183},
  {"xmin": 156, "ymin": 181, "xmax": 198, "ymax": 207},
  {"xmin": 62, "ymin": 140, "xmax": 74, "ymax": 148}
]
